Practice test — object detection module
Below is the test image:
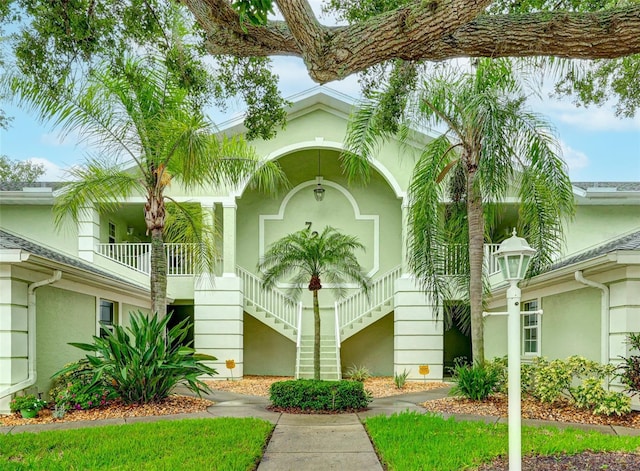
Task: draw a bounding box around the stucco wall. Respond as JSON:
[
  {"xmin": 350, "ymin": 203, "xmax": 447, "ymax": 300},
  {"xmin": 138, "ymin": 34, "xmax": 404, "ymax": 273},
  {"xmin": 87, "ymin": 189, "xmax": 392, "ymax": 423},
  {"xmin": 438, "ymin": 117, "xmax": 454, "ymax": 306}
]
[
  {"xmin": 484, "ymin": 288, "xmax": 601, "ymax": 362},
  {"xmin": 243, "ymin": 314, "xmax": 295, "ymax": 376},
  {"xmin": 0, "ymin": 205, "xmax": 77, "ymax": 255},
  {"xmin": 340, "ymin": 313, "xmax": 393, "ymax": 376},
  {"xmin": 484, "ymin": 306, "xmax": 508, "ymax": 360},
  {"xmin": 564, "ymin": 206, "xmax": 640, "ymax": 256},
  {"xmin": 35, "ymin": 286, "xmax": 96, "ymax": 397},
  {"xmin": 541, "ymin": 288, "xmax": 601, "ymax": 361}
]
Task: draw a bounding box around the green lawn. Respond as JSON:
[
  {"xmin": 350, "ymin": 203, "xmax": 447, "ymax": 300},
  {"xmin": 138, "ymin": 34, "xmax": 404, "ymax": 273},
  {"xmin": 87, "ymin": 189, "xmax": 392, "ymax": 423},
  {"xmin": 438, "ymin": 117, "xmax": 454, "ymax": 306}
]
[
  {"xmin": 365, "ymin": 412, "xmax": 640, "ymax": 471},
  {"xmin": 0, "ymin": 418, "xmax": 273, "ymax": 471}
]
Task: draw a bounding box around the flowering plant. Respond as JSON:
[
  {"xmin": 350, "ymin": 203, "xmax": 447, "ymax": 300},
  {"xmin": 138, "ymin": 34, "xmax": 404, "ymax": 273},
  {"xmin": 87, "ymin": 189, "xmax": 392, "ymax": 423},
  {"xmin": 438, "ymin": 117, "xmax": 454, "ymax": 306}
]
[{"xmin": 9, "ymin": 394, "xmax": 48, "ymax": 413}]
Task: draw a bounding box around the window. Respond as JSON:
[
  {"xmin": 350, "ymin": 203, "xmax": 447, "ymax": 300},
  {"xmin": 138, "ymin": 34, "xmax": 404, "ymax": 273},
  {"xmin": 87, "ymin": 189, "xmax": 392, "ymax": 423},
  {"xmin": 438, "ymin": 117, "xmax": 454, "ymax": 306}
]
[
  {"xmin": 522, "ymin": 299, "xmax": 540, "ymax": 356},
  {"xmin": 99, "ymin": 300, "xmax": 117, "ymax": 338},
  {"xmin": 108, "ymin": 222, "xmax": 116, "ymax": 244}
]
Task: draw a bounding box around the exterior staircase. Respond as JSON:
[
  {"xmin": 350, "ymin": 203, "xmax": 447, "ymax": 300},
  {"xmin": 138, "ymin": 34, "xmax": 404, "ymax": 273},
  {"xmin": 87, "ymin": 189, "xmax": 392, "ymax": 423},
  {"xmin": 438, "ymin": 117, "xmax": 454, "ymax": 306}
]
[
  {"xmin": 297, "ymin": 335, "xmax": 341, "ymax": 380},
  {"xmin": 236, "ymin": 266, "xmax": 299, "ymax": 342},
  {"xmin": 237, "ymin": 265, "xmax": 405, "ymax": 380},
  {"xmin": 337, "ymin": 265, "xmax": 402, "ymax": 340}
]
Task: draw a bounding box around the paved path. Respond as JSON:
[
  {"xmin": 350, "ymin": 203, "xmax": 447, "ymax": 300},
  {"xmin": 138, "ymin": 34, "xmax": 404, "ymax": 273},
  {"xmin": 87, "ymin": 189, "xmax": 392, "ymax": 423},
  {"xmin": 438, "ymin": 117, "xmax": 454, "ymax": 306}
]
[{"xmin": 3, "ymin": 386, "xmax": 640, "ymax": 470}]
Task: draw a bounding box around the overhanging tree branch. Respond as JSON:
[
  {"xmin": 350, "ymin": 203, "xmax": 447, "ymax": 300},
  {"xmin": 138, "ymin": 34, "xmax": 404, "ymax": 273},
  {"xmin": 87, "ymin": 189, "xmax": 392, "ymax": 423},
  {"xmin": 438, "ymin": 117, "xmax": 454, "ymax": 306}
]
[{"xmin": 184, "ymin": 1, "xmax": 640, "ymax": 82}]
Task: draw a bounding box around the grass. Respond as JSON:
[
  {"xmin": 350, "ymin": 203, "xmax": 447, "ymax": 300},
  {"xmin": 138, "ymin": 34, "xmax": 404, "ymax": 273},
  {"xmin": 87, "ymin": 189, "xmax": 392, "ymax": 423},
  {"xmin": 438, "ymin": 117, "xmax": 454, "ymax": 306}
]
[
  {"xmin": 365, "ymin": 412, "xmax": 640, "ymax": 471},
  {"xmin": 0, "ymin": 418, "xmax": 273, "ymax": 470}
]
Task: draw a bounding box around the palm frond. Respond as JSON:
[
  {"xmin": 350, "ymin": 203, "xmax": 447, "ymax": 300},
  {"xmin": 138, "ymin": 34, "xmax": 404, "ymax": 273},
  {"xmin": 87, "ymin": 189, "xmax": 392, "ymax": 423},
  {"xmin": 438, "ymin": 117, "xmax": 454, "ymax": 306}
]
[{"xmin": 53, "ymin": 158, "xmax": 143, "ymax": 228}]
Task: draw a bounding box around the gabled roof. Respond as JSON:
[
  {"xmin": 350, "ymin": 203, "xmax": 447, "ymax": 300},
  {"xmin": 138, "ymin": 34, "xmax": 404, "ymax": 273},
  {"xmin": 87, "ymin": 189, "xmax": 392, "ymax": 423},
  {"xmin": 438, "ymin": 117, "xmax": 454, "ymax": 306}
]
[
  {"xmin": 0, "ymin": 229, "xmax": 147, "ymax": 291},
  {"xmin": 550, "ymin": 229, "xmax": 640, "ymax": 271}
]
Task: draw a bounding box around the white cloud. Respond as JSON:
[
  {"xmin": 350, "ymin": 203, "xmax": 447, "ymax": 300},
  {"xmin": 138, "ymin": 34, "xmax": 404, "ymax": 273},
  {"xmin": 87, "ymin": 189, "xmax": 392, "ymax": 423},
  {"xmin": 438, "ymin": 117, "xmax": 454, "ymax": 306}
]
[
  {"xmin": 529, "ymin": 95, "xmax": 640, "ymax": 132},
  {"xmin": 559, "ymin": 141, "xmax": 589, "ymax": 177},
  {"xmin": 26, "ymin": 157, "xmax": 66, "ymax": 181}
]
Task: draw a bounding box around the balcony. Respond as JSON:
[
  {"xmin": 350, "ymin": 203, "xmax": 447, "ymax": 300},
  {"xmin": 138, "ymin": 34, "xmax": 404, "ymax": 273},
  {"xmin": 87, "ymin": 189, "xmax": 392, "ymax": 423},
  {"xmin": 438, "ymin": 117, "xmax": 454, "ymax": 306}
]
[
  {"xmin": 96, "ymin": 243, "xmax": 502, "ymax": 278},
  {"xmin": 96, "ymin": 243, "xmax": 197, "ymax": 276}
]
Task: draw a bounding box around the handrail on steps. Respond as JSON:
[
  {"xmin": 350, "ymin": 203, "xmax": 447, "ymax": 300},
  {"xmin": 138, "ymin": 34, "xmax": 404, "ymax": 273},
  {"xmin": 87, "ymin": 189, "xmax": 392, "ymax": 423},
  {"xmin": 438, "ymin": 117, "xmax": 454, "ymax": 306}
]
[{"xmin": 336, "ymin": 265, "xmax": 402, "ymax": 330}]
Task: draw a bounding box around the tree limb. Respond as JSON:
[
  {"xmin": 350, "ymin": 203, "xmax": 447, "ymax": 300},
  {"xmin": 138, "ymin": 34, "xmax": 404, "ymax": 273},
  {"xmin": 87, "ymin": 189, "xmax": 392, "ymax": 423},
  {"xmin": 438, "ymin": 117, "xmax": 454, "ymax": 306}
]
[{"xmin": 185, "ymin": 1, "xmax": 640, "ymax": 83}]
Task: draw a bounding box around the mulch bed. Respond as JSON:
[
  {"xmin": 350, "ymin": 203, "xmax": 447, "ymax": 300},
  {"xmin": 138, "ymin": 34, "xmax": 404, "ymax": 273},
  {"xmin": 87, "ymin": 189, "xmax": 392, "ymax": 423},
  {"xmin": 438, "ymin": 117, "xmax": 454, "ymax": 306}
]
[
  {"xmin": 422, "ymin": 394, "xmax": 640, "ymax": 428},
  {"xmin": 206, "ymin": 375, "xmax": 448, "ymax": 399},
  {"xmin": 477, "ymin": 452, "xmax": 640, "ymax": 470},
  {"xmin": 0, "ymin": 395, "xmax": 213, "ymax": 427}
]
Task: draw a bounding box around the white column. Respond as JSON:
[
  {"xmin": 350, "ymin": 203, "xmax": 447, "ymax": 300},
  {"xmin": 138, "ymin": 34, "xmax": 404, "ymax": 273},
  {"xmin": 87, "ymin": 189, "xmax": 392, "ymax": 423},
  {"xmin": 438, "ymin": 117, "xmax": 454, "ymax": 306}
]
[
  {"xmin": 77, "ymin": 205, "xmax": 100, "ymax": 262},
  {"xmin": 0, "ymin": 266, "xmax": 29, "ymax": 413},
  {"xmin": 193, "ymin": 199, "xmax": 244, "ymax": 380},
  {"xmin": 194, "ymin": 275, "xmax": 244, "ymax": 379},
  {"xmin": 401, "ymin": 198, "xmax": 409, "ymax": 275},
  {"xmin": 222, "ymin": 201, "xmax": 237, "ymax": 276},
  {"xmin": 393, "ymin": 277, "xmax": 444, "ymax": 380}
]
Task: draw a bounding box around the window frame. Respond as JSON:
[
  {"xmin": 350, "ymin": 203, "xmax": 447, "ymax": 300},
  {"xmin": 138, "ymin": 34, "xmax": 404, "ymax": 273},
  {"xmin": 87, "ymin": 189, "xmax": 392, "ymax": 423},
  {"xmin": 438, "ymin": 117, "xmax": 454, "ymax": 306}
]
[
  {"xmin": 108, "ymin": 221, "xmax": 116, "ymax": 244},
  {"xmin": 521, "ymin": 299, "xmax": 541, "ymax": 357},
  {"xmin": 97, "ymin": 299, "xmax": 118, "ymax": 338}
]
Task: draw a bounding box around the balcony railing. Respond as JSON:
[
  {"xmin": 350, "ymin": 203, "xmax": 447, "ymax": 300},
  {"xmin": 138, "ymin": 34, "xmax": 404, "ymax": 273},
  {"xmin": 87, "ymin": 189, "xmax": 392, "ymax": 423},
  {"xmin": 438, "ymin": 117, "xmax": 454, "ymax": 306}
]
[
  {"xmin": 96, "ymin": 242, "xmax": 502, "ymax": 278},
  {"xmin": 96, "ymin": 243, "xmax": 196, "ymax": 275},
  {"xmin": 440, "ymin": 243, "xmax": 501, "ymax": 276}
]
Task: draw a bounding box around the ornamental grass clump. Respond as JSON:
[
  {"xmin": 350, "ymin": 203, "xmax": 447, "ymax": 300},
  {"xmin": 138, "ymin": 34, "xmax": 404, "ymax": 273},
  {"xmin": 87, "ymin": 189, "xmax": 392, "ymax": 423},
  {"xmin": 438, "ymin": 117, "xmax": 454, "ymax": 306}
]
[
  {"xmin": 449, "ymin": 359, "xmax": 500, "ymax": 400},
  {"xmin": 54, "ymin": 311, "xmax": 217, "ymax": 404}
]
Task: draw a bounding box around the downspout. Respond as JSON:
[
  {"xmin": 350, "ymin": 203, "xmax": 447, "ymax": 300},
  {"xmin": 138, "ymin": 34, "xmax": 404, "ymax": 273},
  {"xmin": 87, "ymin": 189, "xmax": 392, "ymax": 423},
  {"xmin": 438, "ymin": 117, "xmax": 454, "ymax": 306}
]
[
  {"xmin": 0, "ymin": 270, "xmax": 62, "ymax": 400},
  {"xmin": 575, "ymin": 271, "xmax": 610, "ymax": 371}
]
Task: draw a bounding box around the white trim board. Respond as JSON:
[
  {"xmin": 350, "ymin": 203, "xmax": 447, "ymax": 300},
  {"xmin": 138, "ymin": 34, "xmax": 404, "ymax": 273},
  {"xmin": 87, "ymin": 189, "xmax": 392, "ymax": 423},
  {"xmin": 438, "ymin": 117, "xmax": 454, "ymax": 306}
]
[{"xmin": 259, "ymin": 180, "xmax": 380, "ymax": 279}]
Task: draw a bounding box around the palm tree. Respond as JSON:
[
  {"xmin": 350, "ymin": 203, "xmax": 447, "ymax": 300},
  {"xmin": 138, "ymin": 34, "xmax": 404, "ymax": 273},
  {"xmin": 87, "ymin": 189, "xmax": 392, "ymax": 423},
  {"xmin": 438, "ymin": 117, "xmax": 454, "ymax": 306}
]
[
  {"xmin": 258, "ymin": 226, "xmax": 370, "ymax": 380},
  {"xmin": 343, "ymin": 59, "xmax": 574, "ymax": 363},
  {"xmin": 10, "ymin": 54, "xmax": 285, "ymax": 317}
]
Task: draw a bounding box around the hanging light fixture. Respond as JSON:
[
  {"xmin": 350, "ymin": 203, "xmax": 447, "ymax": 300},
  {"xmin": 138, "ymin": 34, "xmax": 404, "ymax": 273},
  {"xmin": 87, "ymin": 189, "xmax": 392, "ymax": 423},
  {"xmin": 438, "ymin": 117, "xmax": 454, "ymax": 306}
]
[{"xmin": 313, "ymin": 150, "xmax": 326, "ymax": 202}]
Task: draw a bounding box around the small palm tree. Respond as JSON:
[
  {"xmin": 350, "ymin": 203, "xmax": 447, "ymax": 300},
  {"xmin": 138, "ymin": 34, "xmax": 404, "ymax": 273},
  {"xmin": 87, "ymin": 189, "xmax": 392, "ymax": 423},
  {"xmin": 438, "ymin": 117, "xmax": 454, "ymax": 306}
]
[
  {"xmin": 258, "ymin": 226, "xmax": 370, "ymax": 380},
  {"xmin": 9, "ymin": 54, "xmax": 285, "ymax": 317}
]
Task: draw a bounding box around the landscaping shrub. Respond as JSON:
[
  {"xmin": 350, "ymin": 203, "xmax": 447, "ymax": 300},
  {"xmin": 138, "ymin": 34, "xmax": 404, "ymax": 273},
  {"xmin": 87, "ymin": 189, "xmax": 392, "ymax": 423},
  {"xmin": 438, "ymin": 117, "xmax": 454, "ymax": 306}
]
[
  {"xmin": 449, "ymin": 360, "xmax": 500, "ymax": 400},
  {"xmin": 54, "ymin": 311, "xmax": 217, "ymax": 404},
  {"xmin": 572, "ymin": 377, "xmax": 631, "ymax": 416},
  {"xmin": 269, "ymin": 379, "xmax": 372, "ymax": 411},
  {"xmin": 49, "ymin": 359, "xmax": 115, "ymax": 410},
  {"xmin": 618, "ymin": 332, "xmax": 640, "ymax": 395},
  {"xmin": 491, "ymin": 355, "xmax": 630, "ymax": 416},
  {"xmin": 345, "ymin": 364, "xmax": 371, "ymax": 382}
]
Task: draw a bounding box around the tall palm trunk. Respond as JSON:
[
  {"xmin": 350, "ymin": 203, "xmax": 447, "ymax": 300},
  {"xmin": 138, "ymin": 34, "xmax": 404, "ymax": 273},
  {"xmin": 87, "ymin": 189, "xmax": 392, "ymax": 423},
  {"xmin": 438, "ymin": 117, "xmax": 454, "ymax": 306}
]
[
  {"xmin": 312, "ymin": 289, "xmax": 321, "ymax": 380},
  {"xmin": 146, "ymin": 192, "xmax": 167, "ymax": 318},
  {"xmin": 466, "ymin": 158, "xmax": 485, "ymax": 364}
]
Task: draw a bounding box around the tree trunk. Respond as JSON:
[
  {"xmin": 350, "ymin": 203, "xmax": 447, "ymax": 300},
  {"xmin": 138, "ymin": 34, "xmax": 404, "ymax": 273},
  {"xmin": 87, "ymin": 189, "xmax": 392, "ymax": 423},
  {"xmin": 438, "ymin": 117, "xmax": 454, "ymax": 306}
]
[
  {"xmin": 145, "ymin": 191, "xmax": 167, "ymax": 318},
  {"xmin": 150, "ymin": 228, "xmax": 167, "ymax": 318},
  {"xmin": 466, "ymin": 161, "xmax": 485, "ymax": 364},
  {"xmin": 313, "ymin": 289, "xmax": 321, "ymax": 380}
]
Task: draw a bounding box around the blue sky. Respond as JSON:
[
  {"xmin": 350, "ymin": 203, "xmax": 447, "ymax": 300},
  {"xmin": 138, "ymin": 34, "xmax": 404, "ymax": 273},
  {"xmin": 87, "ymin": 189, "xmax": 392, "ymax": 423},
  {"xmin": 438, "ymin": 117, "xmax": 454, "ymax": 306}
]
[{"xmin": 2, "ymin": 55, "xmax": 638, "ymax": 183}]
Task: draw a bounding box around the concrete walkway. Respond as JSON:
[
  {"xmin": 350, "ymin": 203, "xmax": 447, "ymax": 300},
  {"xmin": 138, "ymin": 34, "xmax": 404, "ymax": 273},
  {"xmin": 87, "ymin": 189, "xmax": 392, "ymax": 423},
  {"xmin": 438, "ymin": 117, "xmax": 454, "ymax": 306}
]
[{"xmin": 3, "ymin": 386, "xmax": 640, "ymax": 470}]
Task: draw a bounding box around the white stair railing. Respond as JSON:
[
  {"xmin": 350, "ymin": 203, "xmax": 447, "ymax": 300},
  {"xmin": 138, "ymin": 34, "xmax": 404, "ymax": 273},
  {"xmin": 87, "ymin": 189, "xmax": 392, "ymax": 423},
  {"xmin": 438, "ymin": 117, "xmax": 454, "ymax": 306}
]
[
  {"xmin": 236, "ymin": 266, "xmax": 298, "ymax": 330},
  {"xmin": 96, "ymin": 243, "xmax": 196, "ymax": 275},
  {"xmin": 337, "ymin": 265, "xmax": 402, "ymax": 330},
  {"xmin": 295, "ymin": 302, "xmax": 303, "ymax": 379},
  {"xmin": 334, "ymin": 302, "xmax": 342, "ymax": 379}
]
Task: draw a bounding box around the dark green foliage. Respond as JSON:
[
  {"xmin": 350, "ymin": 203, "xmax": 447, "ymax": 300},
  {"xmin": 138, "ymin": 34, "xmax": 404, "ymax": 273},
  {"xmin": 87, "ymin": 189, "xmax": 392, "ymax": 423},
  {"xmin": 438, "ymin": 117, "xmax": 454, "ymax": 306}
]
[
  {"xmin": 618, "ymin": 332, "xmax": 640, "ymax": 395},
  {"xmin": 449, "ymin": 360, "xmax": 500, "ymax": 400},
  {"xmin": 54, "ymin": 311, "xmax": 217, "ymax": 404},
  {"xmin": 0, "ymin": 155, "xmax": 45, "ymax": 182},
  {"xmin": 269, "ymin": 379, "xmax": 372, "ymax": 411},
  {"xmin": 49, "ymin": 359, "xmax": 116, "ymax": 410}
]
